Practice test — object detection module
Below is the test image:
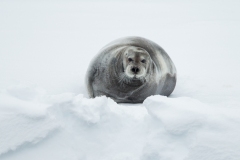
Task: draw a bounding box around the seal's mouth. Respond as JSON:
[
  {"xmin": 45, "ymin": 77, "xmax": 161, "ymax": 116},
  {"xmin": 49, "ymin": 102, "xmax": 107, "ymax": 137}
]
[
  {"xmin": 132, "ymin": 76, "xmax": 142, "ymax": 81},
  {"xmin": 123, "ymin": 75, "xmax": 146, "ymax": 86},
  {"xmin": 118, "ymin": 70, "xmax": 146, "ymax": 87}
]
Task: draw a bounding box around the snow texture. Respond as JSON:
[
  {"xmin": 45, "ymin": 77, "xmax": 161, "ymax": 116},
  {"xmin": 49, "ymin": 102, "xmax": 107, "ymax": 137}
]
[{"xmin": 1, "ymin": 1, "xmax": 240, "ymax": 160}]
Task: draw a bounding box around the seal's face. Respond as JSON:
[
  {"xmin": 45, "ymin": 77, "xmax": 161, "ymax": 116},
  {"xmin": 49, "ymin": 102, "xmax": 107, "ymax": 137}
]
[{"xmin": 122, "ymin": 47, "xmax": 151, "ymax": 80}]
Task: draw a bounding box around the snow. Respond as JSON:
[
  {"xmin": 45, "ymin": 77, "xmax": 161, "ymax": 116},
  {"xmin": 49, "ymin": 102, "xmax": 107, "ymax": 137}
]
[{"xmin": 1, "ymin": 0, "xmax": 240, "ymax": 159}]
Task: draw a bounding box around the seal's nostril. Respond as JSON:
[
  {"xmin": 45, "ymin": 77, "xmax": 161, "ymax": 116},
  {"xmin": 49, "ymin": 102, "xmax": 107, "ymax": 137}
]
[
  {"xmin": 131, "ymin": 67, "xmax": 139, "ymax": 73},
  {"xmin": 136, "ymin": 68, "xmax": 139, "ymax": 73}
]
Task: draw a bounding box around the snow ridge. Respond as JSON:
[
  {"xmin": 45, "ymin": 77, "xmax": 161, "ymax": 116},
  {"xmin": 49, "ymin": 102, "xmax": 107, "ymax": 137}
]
[{"xmin": 1, "ymin": 93, "xmax": 240, "ymax": 160}]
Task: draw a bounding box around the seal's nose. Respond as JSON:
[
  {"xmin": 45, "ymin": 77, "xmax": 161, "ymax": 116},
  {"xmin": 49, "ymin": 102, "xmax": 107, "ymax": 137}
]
[{"xmin": 131, "ymin": 67, "xmax": 139, "ymax": 74}]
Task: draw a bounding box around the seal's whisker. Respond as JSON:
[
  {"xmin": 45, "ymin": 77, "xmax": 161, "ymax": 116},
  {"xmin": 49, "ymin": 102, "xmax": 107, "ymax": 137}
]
[
  {"xmin": 118, "ymin": 74, "xmax": 127, "ymax": 87},
  {"xmin": 118, "ymin": 74, "xmax": 125, "ymax": 83}
]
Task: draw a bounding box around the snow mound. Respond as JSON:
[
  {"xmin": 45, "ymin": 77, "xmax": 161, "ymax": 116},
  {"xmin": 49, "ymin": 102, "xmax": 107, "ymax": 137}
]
[
  {"xmin": 144, "ymin": 96, "xmax": 240, "ymax": 160},
  {"xmin": 1, "ymin": 91, "xmax": 240, "ymax": 160}
]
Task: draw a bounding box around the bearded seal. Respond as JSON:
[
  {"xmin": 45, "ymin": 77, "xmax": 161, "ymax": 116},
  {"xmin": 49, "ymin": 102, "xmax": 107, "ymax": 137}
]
[{"xmin": 86, "ymin": 36, "xmax": 177, "ymax": 103}]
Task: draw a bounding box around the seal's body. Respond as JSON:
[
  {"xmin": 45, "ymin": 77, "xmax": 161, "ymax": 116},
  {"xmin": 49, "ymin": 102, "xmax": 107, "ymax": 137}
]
[{"xmin": 86, "ymin": 37, "xmax": 177, "ymax": 103}]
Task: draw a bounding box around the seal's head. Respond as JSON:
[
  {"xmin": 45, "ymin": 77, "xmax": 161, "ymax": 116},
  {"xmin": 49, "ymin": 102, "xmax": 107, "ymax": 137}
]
[{"xmin": 122, "ymin": 46, "xmax": 151, "ymax": 81}]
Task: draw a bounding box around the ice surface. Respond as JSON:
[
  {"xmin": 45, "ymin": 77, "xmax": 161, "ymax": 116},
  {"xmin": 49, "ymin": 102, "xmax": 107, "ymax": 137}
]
[{"xmin": 1, "ymin": 0, "xmax": 240, "ymax": 160}]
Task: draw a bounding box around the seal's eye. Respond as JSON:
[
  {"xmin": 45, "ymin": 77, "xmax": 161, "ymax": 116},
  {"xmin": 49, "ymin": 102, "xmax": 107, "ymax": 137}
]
[
  {"xmin": 141, "ymin": 59, "xmax": 146, "ymax": 63},
  {"xmin": 128, "ymin": 58, "xmax": 133, "ymax": 62}
]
